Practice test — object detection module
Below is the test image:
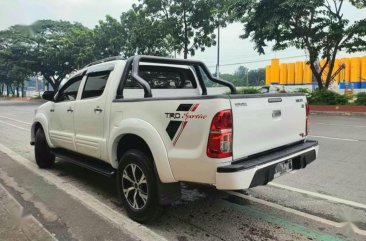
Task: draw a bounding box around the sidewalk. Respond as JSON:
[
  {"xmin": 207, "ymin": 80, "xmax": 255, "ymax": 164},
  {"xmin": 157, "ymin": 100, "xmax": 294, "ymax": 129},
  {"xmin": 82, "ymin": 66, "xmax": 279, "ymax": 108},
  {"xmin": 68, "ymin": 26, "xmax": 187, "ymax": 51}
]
[
  {"xmin": 0, "ymin": 150, "xmax": 138, "ymax": 241},
  {"xmin": 0, "ymin": 183, "xmax": 55, "ymax": 241},
  {"xmin": 310, "ymin": 104, "xmax": 366, "ymax": 116}
]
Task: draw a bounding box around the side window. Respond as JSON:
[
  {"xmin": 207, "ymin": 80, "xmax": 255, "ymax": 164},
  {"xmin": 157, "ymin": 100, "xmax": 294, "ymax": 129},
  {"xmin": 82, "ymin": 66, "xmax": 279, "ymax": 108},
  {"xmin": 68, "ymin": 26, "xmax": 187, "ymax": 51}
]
[
  {"xmin": 56, "ymin": 77, "xmax": 82, "ymax": 102},
  {"xmin": 82, "ymin": 71, "xmax": 110, "ymax": 99}
]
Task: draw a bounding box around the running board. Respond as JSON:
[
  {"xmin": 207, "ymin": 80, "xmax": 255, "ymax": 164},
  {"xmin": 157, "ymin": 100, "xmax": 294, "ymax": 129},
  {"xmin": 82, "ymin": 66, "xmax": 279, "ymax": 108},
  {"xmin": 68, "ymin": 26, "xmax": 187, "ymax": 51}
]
[{"xmin": 51, "ymin": 149, "xmax": 116, "ymax": 177}]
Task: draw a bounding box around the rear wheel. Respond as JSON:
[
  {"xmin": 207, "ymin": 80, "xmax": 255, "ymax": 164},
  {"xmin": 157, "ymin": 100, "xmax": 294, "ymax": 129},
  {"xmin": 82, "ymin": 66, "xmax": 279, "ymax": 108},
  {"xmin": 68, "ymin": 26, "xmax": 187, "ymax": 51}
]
[
  {"xmin": 117, "ymin": 149, "xmax": 163, "ymax": 223},
  {"xmin": 35, "ymin": 128, "xmax": 55, "ymax": 168}
]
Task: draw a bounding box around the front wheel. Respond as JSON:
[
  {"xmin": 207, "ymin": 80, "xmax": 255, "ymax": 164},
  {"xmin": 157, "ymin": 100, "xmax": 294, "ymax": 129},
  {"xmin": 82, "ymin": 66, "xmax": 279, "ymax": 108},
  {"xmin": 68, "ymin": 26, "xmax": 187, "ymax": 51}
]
[
  {"xmin": 117, "ymin": 150, "xmax": 163, "ymax": 223},
  {"xmin": 34, "ymin": 128, "xmax": 55, "ymax": 168}
]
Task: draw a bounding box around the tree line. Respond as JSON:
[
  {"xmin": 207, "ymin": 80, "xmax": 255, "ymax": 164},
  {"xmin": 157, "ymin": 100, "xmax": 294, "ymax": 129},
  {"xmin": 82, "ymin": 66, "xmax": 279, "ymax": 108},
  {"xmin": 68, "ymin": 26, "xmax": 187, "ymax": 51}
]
[
  {"xmin": 220, "ymin": 66, "xmax": 265, "ymax": 87},
  {"xmin": 1, "ymin": 0, "xmax": 365, "ymax": 96}
]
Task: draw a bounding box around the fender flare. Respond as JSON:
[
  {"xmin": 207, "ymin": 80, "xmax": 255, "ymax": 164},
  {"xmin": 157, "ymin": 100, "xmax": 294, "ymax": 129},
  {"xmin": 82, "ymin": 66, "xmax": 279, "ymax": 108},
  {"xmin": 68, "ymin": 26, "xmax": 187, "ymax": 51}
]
[
  {"xmin": 109, "ymin": 118, "xmax": 176, "ymax": 183},
  {"xmin": 31, "ymin": 114, "xmax": 55, "ymax": 148}
]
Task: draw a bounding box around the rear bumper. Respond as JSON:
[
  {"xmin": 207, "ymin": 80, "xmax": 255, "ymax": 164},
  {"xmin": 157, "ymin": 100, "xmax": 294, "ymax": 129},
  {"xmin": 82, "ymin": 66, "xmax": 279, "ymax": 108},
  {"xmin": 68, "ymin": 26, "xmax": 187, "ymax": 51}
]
[{"xmin": 215, "ymin": 140, "xmax": 318, "ymax": 190}]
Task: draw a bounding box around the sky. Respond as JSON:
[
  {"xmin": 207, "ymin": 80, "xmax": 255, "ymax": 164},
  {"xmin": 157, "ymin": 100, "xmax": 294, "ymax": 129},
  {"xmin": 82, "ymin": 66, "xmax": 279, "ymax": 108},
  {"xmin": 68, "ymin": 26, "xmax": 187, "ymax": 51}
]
[{"xmin": 1, "ymin": 0, "xmax": 366, "ymax": 73}]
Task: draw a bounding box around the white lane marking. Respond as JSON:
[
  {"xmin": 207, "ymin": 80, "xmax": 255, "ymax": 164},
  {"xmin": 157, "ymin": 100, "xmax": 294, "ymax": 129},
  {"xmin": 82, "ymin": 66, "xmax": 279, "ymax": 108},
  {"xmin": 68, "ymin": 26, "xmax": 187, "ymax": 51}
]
[
  {"xmin": 0, "ymin": 120, "xmax": 30, "ymax": 131},
  {"xmin": 0, "ymin": 113, "xmax": 18, "ymax": 117},
  {"xmin": 227, "ymin": 191, "xmax": 366, "ymax": 236},
  {"xmin": 0, "ymin": 115, "xmax": 32, "ymax": 125},
  {"xmin": 226, "ymin": 191, "xmax": 344, "ymax": 227},
  {"xmin": 314, "ymin": 122, "xmax": 366, "ymax": 128},
  {"xmin": 0, "ymin": 144, "xmax": 167, "ymax": 241},
  {"xmin": 309, "ymin": 135, "xmax": 359, "ymax": 142},
  {"xmin": 269, "ymin": 182, "xmax": 366, "ymax": 210}
]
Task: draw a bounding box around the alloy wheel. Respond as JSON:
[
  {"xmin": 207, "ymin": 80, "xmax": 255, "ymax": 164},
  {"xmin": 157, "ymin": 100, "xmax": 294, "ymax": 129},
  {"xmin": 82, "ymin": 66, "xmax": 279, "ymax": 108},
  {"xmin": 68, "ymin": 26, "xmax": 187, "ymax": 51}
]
[{"xmin": 122, "ymin": 163, "xmax": 148, "ymax": 210}]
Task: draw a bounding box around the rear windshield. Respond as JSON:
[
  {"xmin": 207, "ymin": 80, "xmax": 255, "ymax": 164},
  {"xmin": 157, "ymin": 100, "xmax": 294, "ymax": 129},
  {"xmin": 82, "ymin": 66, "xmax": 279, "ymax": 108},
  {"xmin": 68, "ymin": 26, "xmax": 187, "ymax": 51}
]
[{"xmin": 125, "ymin": 65, "xmax": 197, "ymax": 89}]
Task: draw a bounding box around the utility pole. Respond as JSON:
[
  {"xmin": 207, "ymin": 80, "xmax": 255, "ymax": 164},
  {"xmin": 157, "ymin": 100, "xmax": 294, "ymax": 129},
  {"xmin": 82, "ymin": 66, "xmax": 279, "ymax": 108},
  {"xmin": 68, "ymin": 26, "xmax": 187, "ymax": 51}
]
[
  {"xmin": 247, "ymin": 69, "xmax": 249, "ymax": 86},
  {"xmin": 35, "ymin": 76, "xmax": 38, "ymax": 95},
  {"xmin": 216, "ymin": 23, "xmax": 220, "ymax": 78}
]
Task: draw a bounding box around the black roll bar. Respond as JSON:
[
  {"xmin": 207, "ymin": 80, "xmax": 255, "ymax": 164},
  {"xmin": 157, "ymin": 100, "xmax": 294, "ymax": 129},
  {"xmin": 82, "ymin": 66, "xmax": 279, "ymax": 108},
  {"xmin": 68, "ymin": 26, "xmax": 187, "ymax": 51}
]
[{"xmin": 119, "ymin": 55, "xmax": 237, "ymax": 98}]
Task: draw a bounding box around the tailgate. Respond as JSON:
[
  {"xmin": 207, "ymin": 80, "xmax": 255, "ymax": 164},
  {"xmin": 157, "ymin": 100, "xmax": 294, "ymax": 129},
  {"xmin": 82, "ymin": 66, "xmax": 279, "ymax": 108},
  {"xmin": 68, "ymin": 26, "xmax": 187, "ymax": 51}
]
[{"xmin": 230, "ymin": 94, "xmax": 307, "ymax": 160}]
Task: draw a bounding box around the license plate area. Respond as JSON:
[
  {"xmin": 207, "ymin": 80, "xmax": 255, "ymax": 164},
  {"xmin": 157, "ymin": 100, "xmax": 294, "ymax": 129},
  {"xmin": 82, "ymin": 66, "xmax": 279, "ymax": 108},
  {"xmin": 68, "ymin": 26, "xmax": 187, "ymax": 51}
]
[{"xmin": 274, "ymin": 159, "xmax": 293, "ymax": 178}]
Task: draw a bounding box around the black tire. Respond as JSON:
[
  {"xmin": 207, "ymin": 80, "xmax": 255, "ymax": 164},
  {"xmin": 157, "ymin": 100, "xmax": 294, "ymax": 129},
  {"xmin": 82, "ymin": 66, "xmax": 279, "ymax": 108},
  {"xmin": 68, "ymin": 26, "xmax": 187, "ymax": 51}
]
[
  {"xmin": 117, "ymin": 149, "xmax": 163, "ymax": 223},
  {"xmin": 35, "ymin": 128, "xmax": 55, "ymax": 168}
]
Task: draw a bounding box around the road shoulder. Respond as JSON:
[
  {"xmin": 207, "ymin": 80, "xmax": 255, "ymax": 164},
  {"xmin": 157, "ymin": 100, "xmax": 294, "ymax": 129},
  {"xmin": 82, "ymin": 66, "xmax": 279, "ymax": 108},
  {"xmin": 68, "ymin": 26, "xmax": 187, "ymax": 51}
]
[{"xmin": 0, "ymin": 150, "xmax": 138, "ymax": 241}]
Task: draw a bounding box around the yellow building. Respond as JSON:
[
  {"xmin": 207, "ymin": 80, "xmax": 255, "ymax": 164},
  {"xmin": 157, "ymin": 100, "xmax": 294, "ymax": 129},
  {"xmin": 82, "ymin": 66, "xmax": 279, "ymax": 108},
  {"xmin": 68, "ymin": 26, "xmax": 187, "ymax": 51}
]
[
  {"xmin": 265, "ymin": 65, "xmax": 271, "ymax": 86},
  {"xmin": 265, "ymin": 55, "xmax": 366, "ymax": 89},
  {"xmin": 280, "ymin": 63, "xmax": 287, "ymax": 85},
  {"xmin": 295, "ymin": 62, "xmax": 303, "ymax": 84},
  {"xmin": 350, "ymin": 57, "xmax": 361, "ymax": 88},
  {"xmin": 303, "ymin": 63, "xmax": 312, "ymax": 84},
  {"xmin": 332, "ymin": 59, "xmax": 341, "ymax": 82},
  {"xmin": 362, "ymin": 57, "xmax": 366, "ymax": 88},
  {"xmin": 271, "ymin": 59, "xmax": 280, "ymax": 84},
  {"xmin": 287, "ymin": 63, "xmax": 295, "ymax": 85}
]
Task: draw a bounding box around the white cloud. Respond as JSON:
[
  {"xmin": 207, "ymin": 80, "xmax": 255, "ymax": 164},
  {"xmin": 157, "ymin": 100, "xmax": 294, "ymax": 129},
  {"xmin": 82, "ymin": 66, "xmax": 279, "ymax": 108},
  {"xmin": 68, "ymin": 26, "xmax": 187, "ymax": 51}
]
[{"xmin": 0, "ymin": 0, "xmax": 136, "ymax": 29}]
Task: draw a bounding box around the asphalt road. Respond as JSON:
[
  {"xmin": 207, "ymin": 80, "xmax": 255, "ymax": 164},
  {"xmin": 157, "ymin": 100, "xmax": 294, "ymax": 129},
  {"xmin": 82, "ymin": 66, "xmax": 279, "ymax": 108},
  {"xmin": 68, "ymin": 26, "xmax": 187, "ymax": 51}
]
[{"xmin": 0, "ymin": 100, "xmax": 365, "ymax": 241}]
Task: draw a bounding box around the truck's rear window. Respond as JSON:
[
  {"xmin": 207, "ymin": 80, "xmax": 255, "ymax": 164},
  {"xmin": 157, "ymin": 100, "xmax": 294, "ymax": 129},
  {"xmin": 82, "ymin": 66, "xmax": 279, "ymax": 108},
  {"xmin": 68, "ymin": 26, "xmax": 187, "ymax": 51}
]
[{"xmin": 125, "ymin": 65, "xmax": 197, "ymax": 89}]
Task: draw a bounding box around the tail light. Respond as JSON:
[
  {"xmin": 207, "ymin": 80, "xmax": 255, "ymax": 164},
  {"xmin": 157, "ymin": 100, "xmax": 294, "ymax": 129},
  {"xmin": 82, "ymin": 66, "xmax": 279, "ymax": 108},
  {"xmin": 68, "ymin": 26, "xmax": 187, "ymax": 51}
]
[
  {"xmin": 207, "ymin": 109, "xmax": 233, "ymax": 158},
  {"xmin": 305, "ymin": 103, "xmax": 310, "ymax": 136}
]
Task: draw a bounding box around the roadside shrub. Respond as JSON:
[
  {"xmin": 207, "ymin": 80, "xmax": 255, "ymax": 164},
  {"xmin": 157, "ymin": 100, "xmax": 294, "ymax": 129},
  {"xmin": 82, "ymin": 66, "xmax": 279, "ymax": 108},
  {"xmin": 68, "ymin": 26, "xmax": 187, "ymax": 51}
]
[
  {"xmin": 236, "ymin": 87, "xmax": 260, "ymax": 94},
  {"xmin": 294, "ymin": 88, "xmax": 311, "ymax": 94},
  {"xmin": 308, "ymin": 89, "xmax": 348, "ymax": 105},
  {"xmin": 355, "ymin": 92, "xmax": 366, "ymax": 105}
]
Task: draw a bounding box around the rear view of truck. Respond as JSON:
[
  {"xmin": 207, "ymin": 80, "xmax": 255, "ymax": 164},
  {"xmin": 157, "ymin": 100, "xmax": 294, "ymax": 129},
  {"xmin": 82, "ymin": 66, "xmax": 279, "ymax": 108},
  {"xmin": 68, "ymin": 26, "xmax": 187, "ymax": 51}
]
[
  {"xmin": 115, "ymin": 55, "xmax": 318, "ymax": 192},
  {"xmin": 215, "ymin": 94, "xmax": 318, "ymax": 190}
]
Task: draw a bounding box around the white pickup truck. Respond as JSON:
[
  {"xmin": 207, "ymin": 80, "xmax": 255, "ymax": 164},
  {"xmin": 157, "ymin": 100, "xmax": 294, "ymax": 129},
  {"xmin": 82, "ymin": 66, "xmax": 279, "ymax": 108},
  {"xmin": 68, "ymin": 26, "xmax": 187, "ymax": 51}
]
[{"xmin": 31, "ymin": 56, "xmax": 318, "ymax": 222}]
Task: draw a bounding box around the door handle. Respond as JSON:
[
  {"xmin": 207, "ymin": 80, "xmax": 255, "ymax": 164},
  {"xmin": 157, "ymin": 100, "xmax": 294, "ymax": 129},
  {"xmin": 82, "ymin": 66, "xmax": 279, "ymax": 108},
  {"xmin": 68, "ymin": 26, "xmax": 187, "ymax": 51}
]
[
  {"xmin": 67, "ymin": 107, "xmax": 73, "ymax": 113},
  {"xmin": 50, "ymin": 109, "xmax": 54, "ymax": 112},
  {"xmin": 94, "ymin": 107, "xmax": 103, "ymax": 113}
]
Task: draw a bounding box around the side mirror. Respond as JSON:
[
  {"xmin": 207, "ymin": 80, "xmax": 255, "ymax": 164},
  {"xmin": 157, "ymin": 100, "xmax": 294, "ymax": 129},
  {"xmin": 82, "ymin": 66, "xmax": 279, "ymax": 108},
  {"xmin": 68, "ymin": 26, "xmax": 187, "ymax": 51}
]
[{"xmin": 42, "ymin": 91, "xmax": 55, "ymax": 101}]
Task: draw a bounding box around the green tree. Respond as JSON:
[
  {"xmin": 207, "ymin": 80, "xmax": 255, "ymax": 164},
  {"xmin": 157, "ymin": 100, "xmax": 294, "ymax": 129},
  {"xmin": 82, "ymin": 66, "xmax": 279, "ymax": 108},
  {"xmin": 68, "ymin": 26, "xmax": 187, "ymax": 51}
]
[
  {"xmin": 234, "ymin": 66, "xmax": 248, "ymax": 82},
  {"xmin": 94, "ymin": 15, "xmax": 125, "ymax": 58},
  {"xmin": 220, "ymin": 73, "xmax": 240, "ymax": 86},
  {"xmin": 94, "ymin": 11, "xmax": 173, "ymax": 58},
  {"xmin": 10, "ymin": 20, "xmax": 95, "ymax": 91},
  {"xmin": 220, "ymin": 66, "xmax": 249, "ymax": 86},
  {"xmin": 350, "ymin": 0, "xmax": 366, "ymax": 8},
  {"xmin": 136, "ymin": 0, "xmax": 223, "ymax": 59},
  {"xmin": 248, "ymin": 68, "xmax": 265, "ymax": 86},
  {"xmin": 120, "ymin": 9, "xmax": 173, "ymax": 56},
  {"xmin": 0, "ymin": 28, "xmax": 33, "ymax": 96},
  {"xmin": 231, "ymin": 0, "xmax": 366, "ymax": 89}
]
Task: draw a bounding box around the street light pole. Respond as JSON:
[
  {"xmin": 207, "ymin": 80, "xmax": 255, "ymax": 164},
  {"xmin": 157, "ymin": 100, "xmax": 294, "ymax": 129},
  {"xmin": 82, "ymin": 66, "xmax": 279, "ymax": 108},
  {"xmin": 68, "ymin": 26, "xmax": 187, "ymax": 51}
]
[{"xmin": 216, "ymin": 23, "xmax": 220, "ymax": 78}]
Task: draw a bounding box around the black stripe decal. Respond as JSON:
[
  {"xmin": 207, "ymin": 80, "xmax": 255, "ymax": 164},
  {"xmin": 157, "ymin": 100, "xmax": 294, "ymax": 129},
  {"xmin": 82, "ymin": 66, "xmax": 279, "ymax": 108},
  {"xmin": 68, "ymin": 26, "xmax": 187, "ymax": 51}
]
[
  {"xmin": 176, "ymin": 104, "xmax": 193, "ymax": 111},
  {"xmin": 166, "ymin": 121, "xmax": 182, "ymax": 140}
]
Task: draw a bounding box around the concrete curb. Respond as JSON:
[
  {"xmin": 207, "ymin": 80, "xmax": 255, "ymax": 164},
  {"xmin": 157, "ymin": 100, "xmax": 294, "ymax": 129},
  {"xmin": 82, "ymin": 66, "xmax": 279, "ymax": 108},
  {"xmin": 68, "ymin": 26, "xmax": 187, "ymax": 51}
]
[
  {"xmin": 310, "ymin": 111, "xmax": 366, "ymax": 117},
  {"xmin": 0, "ymin": 97, "xmax": 45, "ymax": 103}
]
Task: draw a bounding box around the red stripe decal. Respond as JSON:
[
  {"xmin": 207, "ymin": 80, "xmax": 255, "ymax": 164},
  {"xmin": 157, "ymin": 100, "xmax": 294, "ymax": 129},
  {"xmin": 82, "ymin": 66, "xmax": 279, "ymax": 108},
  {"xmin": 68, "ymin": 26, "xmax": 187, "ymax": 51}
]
[{"xmin": 191, "ymin": 104, "xmax": 199, "ymax": 112}]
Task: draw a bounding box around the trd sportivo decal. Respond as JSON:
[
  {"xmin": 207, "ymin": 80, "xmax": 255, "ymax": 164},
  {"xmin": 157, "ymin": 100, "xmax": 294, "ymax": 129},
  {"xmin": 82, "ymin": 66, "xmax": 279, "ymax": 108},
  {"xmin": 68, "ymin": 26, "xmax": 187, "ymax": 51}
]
[{"xmin": 165, "ymin": 104, "xmax": 207, "ymax": 146}]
